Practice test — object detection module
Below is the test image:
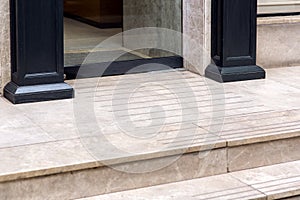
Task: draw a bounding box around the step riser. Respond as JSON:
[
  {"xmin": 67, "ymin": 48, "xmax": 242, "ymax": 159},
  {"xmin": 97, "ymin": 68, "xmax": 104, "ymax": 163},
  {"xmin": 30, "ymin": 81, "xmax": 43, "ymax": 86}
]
[
  {"xmin": 80, "ymin": 161, "xmax": 300, "ymax": 200},
  {"xmin": 2, "ymin": 136, "xmax": 300, "ymax": 199},
  {"xmin": 0, "ymin": 149, "xmax": 227, "ymax": 199},
  {"xmin": 229, "ymin": 136, "xmax": 300, "ymax": 172}
]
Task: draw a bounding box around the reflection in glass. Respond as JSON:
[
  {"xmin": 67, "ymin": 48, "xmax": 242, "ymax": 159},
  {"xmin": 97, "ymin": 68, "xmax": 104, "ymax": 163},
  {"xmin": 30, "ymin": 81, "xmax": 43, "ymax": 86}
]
[{"xmin": 64, "ymin": 0, "xmax": 182, "ymax": 69}]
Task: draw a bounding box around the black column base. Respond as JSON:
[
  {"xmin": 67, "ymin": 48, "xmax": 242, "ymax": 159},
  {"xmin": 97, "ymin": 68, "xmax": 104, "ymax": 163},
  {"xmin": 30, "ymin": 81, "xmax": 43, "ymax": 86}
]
[
  {"xmin": 205, "ymin": 64, "xmax": 266, "ymax": 83},
  {"xmin": 4, "ymin": 82, "xmax": 74, "ymax": 104}
]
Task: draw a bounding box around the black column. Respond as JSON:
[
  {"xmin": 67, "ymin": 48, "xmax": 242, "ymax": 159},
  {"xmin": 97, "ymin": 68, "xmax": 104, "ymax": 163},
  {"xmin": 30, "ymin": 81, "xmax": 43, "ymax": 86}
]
[
  {"xmin": 4, "ymin": 0, "xmax": 73, "ymax": 104},
  {"xmin": 205, "ymin": 0, "xmax": 266, "ymax": 83}
]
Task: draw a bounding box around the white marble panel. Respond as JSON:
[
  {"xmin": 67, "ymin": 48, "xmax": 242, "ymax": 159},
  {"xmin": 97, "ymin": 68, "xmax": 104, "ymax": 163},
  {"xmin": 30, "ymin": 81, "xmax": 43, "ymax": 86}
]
[{"xmin": 183, "ymin": 0, "xmax": 211, "ymax": 75}]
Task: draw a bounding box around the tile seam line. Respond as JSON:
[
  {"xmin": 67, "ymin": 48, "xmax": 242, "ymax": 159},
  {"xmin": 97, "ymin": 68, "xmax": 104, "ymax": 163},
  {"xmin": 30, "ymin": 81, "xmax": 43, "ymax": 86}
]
[
  {"xmin": 192, "ymin": 122, "xmax": 225, "ymax": 142},
  {"xmin": 12, "ymin": 105, "xmax": 61, "ymax": 144},
  {"xmin": 228, "ymin": 173, "xmax": 269, "ymax": 199}
]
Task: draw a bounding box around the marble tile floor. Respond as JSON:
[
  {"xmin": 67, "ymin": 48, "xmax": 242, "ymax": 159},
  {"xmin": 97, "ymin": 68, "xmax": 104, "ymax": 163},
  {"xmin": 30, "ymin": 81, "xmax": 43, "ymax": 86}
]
[
  {"xmin": 1, "ymin": 66, "xmax": 300, "ymax": 197},
  {"xmin": 78, "ymin": 160, "xmax": 300, "ymax": 200},
  {"xmin": 64, "ymin": 18, "xmax": 122, "ymax": 52},
  {"xmin": 63, "ymin": 18, "xmax": 162, "ymax": 66}
]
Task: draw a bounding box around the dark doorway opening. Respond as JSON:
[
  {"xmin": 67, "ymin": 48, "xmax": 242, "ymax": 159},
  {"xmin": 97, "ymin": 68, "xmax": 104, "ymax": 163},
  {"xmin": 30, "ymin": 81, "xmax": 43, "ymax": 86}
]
[
  {"xmin": 64, "ymin": 0, "xmax": 123, "ymax": 29},
  {"xmin": 63, "ymin": 0, "xmax": 183, "ymax": 79}
]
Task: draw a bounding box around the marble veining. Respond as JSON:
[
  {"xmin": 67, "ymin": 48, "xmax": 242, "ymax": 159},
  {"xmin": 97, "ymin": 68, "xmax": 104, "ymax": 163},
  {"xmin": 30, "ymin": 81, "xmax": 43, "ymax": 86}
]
[
  {"xmin": 0, "ymin": 67, "xmax": 299, "ymax": 198},
  {"xmin": 0, "ymin": 67, "xmax": 300, "ymax": 183},
  {"xmin": 0, "ymin": 149, "xmax": 227, "ymax": 199},
  {"xmin": 183, "ymin": 0, "xmax": 211, "ymax": 75},
  {"xmin": 79, "ymin": 160, "xmax": 300, "ymax": 200},
  {"xmin": 257, "ymin": 17, "xmax": 300, "ymax": 68},
  {"xmin": 123, "ymin": 0, "xmax": 182, "ymax": 57}
]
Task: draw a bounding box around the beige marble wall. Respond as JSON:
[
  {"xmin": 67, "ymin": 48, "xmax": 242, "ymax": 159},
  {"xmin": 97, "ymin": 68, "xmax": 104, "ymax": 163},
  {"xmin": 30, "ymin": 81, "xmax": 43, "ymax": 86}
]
[
  {"xmin": 122, "ymin": 0, "xmax": 212, "ymax": 74},
  {"xmin": 257, "ymin": 17, "xmax": 300, "ymax": 68},
  {"xmin": 0, "ymin": 0, "xmax": 10, "ymax": 95},
  {"xmin": 123, "ymin": 0, "xmax": 182, "ymax": 33},
  {"xmin": 183, "ymin": 0, "xmax": 211, "ymax": 75},
  {"xmin": 123, "ymin": 0, "xmax": 182, "ymax": 58}
]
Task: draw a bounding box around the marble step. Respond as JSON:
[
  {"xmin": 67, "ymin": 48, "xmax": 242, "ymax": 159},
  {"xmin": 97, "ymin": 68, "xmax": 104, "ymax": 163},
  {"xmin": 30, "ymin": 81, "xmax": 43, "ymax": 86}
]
[
  {"xmin": 79, "ymin": 160, "xmax": 300, "ymax": 200},
  {"xmin": 1, "ymin": 109, "xmax": 300, "ymax": 199},
  {"xmin": 2, "ymin": 68, "xmax": 300, "ymax": 199}
]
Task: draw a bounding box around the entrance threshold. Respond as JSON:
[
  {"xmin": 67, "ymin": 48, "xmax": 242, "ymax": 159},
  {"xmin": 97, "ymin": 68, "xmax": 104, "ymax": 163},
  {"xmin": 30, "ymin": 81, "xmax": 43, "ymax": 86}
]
[{"xmin": 64, "ymin": 56, "xmax": 183, "ymax": 79}]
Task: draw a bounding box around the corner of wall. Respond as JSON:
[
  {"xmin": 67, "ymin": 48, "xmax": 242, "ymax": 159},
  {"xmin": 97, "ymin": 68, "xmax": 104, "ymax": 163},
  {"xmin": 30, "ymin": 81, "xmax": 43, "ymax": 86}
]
[{"xmin": 183, "ymin": 0, "xmax": 211, "ymax": 76}]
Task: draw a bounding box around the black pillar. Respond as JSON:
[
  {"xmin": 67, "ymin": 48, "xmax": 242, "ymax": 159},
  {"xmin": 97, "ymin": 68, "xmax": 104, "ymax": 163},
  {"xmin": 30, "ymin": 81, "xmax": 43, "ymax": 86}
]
[
  {"xmin": 4, "ymin": 0, "xmax": 73, "ymax": 104},
  {"xmin": 205, "ymin": 0, "xmax": 266, "ymax": 83}
]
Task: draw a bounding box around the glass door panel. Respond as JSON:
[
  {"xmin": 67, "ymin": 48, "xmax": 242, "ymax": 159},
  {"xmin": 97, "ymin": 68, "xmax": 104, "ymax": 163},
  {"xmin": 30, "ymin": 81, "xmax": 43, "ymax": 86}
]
[{"xmin": 63, "ymin": 0, "xmax": 182, "ymax": 76}]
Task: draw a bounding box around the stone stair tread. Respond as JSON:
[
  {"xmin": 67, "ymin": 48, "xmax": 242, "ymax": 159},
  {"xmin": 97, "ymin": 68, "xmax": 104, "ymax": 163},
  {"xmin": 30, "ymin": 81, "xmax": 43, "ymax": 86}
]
[
  {"xmin": 78, "ymin": 160, "xmax": 300, "ymax": 200},
  {"xmin": 1, "ymin": 68, "xmax": 300, "ymax": 199},
  {"xmin": 0, "ymin": 108, "xmax": 299, "ymax": 183},
  {"xmin": 1, "ymin": 68, "xmax": 300, "ymax": 183}
]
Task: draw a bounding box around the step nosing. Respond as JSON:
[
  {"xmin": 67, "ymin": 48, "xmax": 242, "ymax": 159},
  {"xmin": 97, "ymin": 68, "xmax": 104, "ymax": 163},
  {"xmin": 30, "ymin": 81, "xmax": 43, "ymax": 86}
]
[
  {"xmin": 0, "ymin": 143, "xmax": 223, "ymax": 183},
  {"xmin": 76, "ymin": 160, "xmax": 300, "ymax": 200},
  {"xmin": 1, "ymin": 127, "xmax": 300, "ymax": 183}
]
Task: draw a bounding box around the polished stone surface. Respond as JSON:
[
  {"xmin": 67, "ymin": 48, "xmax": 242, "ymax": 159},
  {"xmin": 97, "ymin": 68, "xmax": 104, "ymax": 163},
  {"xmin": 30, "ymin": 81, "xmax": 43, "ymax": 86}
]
[
  {"xmin": 183, "ymin": 0, "xmax": 211, "ymax": 75},
  {"xmin": 64, "ymin": 18, "xmax": 154, "ymax": 66},
  {"xmin": 80, "ymin": 161, "xmax": 300, "ymax": 200},
  {"xmin": 80, "ymin": 173, "xmax": 266, "ymax": 200},
  {"xmin": 257, "ymin": 16, "xmax": 300, "ymax": 69},
  {"xmin": 123, "ymin": 0, "xmax": 182, "ymax": 58},
  {"xmin": 232, "ymin": 161, "xmax": 300, "ymax": 199},
  {"xmin": 64, "ymin": 18, "xmax": 122, "ymax": 52},
  {"xmin": 228, "ymin": 136, "xmax": 300, "ymax": 172},
  {"xmin": 0, "ymin": 149, "xmax": 227, "ymax": 199},
  {"xmin": 0, "ymin": 67, "xmax": 299, "ymax": 196}
]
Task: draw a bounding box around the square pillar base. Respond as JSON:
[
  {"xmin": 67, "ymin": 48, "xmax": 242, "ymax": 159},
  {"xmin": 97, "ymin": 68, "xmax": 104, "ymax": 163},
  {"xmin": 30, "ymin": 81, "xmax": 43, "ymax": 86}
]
[
  {"xmin": 4, "ymin": 82, "xmax": 74, "ymax": 104},
  {"xmin": 205, "ymin": 64, "xmax": 266, "ymax": 83}
]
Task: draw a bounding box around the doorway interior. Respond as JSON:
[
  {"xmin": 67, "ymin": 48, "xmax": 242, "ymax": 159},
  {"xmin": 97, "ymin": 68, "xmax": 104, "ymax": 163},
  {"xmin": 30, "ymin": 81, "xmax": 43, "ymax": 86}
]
[{"xmin": 63, "ymin": 0, "xmax": 183, "ymax": 78}]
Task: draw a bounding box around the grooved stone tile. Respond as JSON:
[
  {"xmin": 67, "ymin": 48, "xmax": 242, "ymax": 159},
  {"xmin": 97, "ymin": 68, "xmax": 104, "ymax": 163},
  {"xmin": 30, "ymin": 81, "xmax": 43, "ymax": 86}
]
[
  {"xmin": 231, "ymin": 161, "xmax": 300, "ymax": 200},
  {"xmin": 209, "ymin": 109, "xmax": 300, "ymax": 147},
  {"xmin": 1, "ymin": 67, "xmax": 300, "ymax": 199}
]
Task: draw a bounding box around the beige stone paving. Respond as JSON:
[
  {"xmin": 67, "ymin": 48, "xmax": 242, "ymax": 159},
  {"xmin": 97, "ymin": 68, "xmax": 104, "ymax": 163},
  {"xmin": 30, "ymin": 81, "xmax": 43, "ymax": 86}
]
[
  {"xmin": 0, "ymin": 67, "xmax": 300, "ymax": 182},
  {"xmin": 78, "ymin": 160, "xmax": 300, "ymax": 200},
  {"xmin": 231, "ymin": 160, "xmax": 300, "ymax": 199}
]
